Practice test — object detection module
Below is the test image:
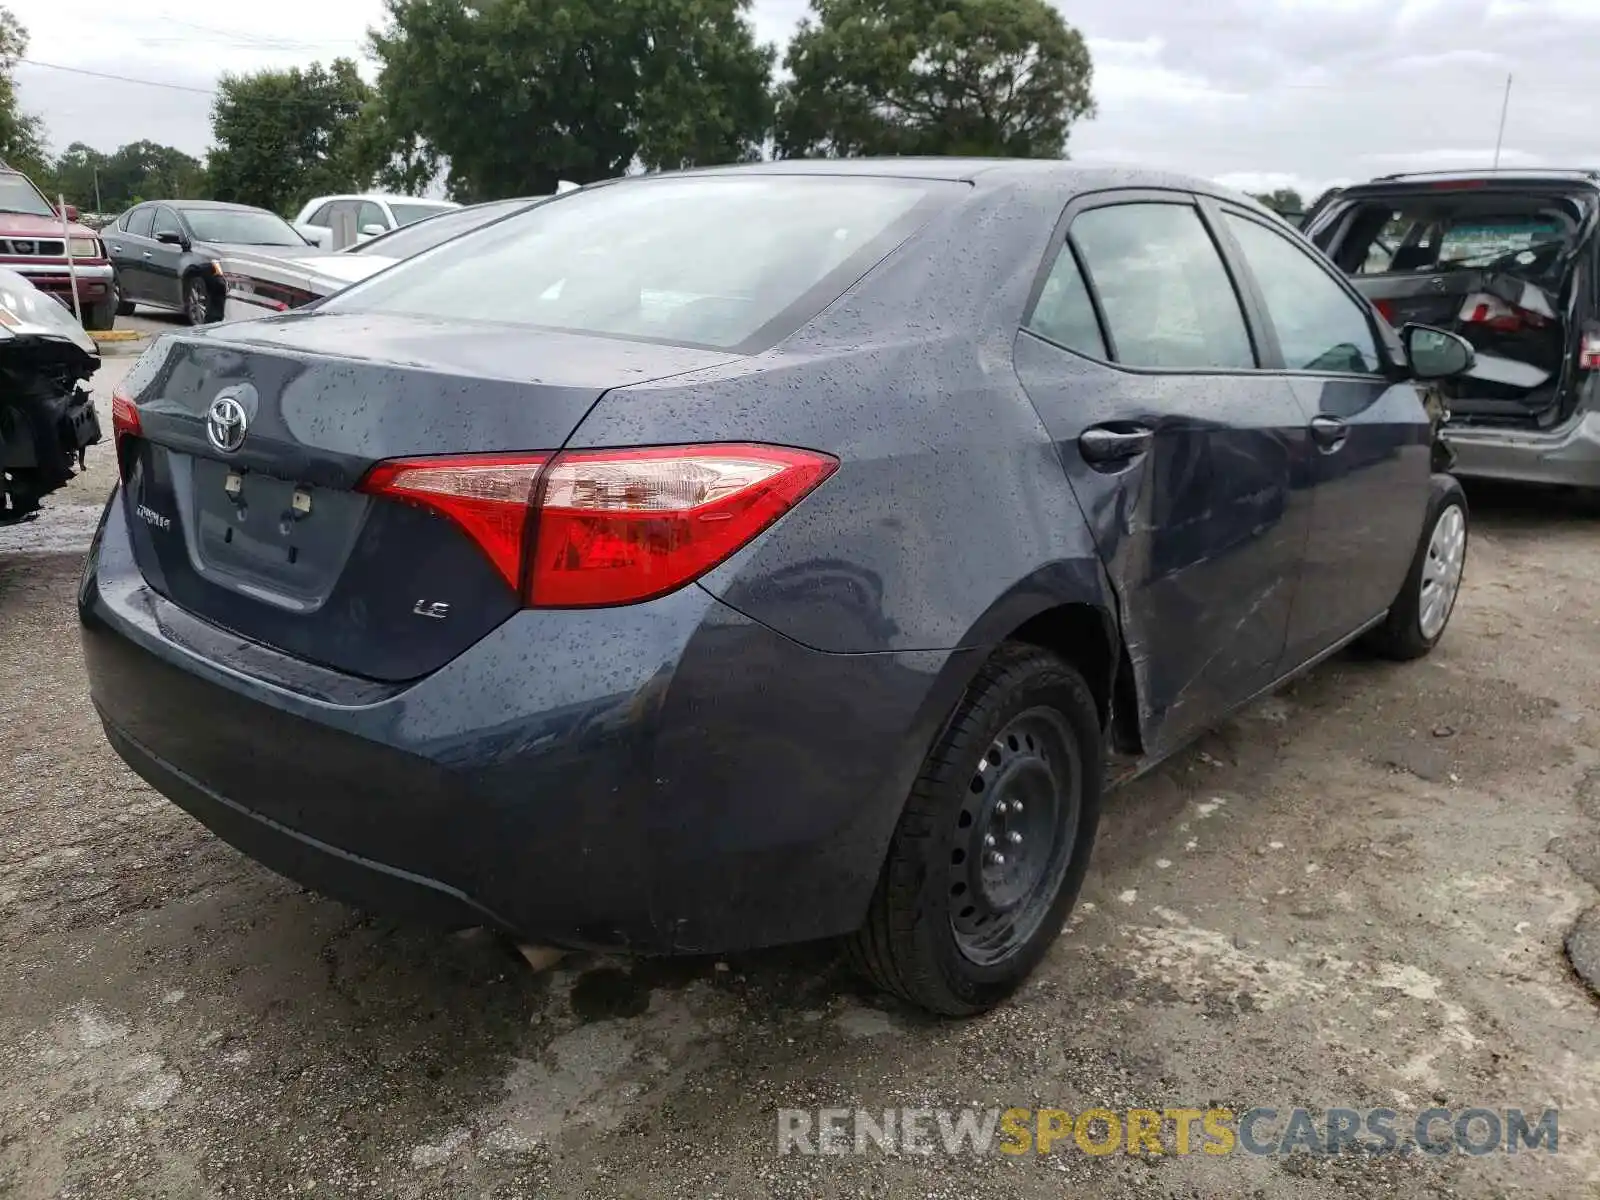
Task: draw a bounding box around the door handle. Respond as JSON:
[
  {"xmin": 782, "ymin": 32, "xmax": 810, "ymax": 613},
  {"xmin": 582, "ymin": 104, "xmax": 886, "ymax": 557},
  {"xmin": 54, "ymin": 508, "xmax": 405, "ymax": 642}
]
[
  {"xmin": 141, "ymin": 251, "xmax": 153, "ymax": 259},
  {"xmin": 109, "ymin": 243, "xmax": 120, "ymax": 253},
  {"xmin": 1079, "ymin": 424, "xmax": 1154, "ymax": 465},
  {"xmin": 1309, "ymin": 416, "xmax": 1349, "ymax": 453}
]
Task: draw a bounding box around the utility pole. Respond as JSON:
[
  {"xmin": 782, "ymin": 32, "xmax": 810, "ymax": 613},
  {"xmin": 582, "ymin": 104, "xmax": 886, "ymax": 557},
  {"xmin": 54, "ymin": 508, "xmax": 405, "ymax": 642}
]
[
  {"xmin": 1493, "ymin": 73, "xmax": 1513, "ymax": 169},
  {"xmin": 93, "ymin": 167, "xmax": 102, "ymax": 214}
]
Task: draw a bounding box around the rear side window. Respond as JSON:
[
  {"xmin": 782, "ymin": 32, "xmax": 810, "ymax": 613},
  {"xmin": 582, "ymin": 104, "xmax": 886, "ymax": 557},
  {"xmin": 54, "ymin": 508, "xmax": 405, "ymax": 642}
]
[
  {"xmin": 1026, "ymin": 245, "xmax": 1105, "ymax": 358},
  {"xmin": 325, "ymin": 175, "xmax": 956, "ymax": 352},
  {"xmin": 126, "ymin": 206, "xmax": 154, "ymax": 237},
  {"xmin": 1070, "ymin": 203, "xmax": 1255, "ymax": 370},
  {"xmin": 1223, "ymin": 213, "xmax": 1382, "ymax": 375},
  {"xmin": 308, "ymin": 202, "xmax": 334, "ymax": 225}
]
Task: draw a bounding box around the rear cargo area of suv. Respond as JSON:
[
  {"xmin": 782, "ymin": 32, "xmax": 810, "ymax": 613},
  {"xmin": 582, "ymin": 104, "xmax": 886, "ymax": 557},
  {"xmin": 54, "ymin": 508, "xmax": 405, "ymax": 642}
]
[{"xmin": 1310, "ymin": 179, "xmax": 1599, "ymax": 430}]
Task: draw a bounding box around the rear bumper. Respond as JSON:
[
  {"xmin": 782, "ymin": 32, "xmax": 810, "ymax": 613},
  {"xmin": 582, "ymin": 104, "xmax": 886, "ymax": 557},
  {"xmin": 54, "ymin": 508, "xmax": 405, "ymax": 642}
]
[
  {"xmin": 80, "ymin": 492, "xmax": 969, "ymax": 954},
  {"xmin": 1445, "ymin": 410, "xmax": 1600, "ymax": 487}
]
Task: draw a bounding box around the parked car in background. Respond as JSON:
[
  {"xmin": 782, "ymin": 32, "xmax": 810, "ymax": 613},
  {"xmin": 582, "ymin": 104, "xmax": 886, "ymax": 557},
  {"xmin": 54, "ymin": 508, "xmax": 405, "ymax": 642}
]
[
  {"xmin": 217, "ymin": 196, "xmax": 549, "ymax": 322},
  {"xmin": 103, "ymin": 201, "xmax": 322, "ymax": 325},
  {"xmin": 86, "ymin": 161, "xmax": 1475, "ymax": 1016},
  {"xmin": 0, "ymin": 165, "xmax": 116, "ymax": 330},
  {"xmin": 1307, "ymin": 168, "xmax": 1600, "ymax": 488},
  {"xmin": 291, "ymin": 193, "xmax": 461, "ymax": 250}
]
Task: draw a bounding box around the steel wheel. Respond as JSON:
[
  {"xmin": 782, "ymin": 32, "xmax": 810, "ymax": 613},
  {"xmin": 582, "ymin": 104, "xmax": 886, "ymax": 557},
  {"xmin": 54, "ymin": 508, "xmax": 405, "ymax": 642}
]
[
  {"xmin": 1418, "ymin": 503, "xmax": 1466, "ymax": 640},
  {"xmin": 948, "ymin": 707, "xmax": 1080, "ymax": 966}
]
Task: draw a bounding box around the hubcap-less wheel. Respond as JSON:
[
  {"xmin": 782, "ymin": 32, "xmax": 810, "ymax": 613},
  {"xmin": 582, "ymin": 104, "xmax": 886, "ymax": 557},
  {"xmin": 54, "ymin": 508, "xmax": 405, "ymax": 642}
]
[
  {"xmin": 186, "ymin": 280, "xmax": 208, "ymax": 324},
  {"xmin": 1418, "ymin": 504, "xmax": 1466, "ymax": 640},
  {"xmin": 948, "ymin": 708, "xmax": 1080, "ymax": 965}
]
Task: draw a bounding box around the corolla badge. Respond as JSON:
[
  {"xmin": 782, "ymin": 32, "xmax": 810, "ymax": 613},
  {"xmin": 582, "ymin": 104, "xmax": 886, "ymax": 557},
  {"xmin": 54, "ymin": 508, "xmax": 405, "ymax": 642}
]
[{"xmin": 206, "ymin": 393, "xmax": 248, "ymax": 454}]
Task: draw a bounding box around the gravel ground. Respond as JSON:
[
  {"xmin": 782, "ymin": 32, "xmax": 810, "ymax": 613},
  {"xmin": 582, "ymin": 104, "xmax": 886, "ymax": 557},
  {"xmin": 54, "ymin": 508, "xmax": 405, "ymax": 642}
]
[{"xmin": 2, "ymin": 350, "xmax": 1599, "ymax": 1198}]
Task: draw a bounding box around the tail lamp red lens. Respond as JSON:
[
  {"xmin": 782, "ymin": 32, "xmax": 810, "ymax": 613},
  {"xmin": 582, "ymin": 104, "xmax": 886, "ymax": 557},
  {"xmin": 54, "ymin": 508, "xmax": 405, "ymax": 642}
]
[
  {"xmin": 359, "ymin": 444, "xmax": 838, "ymax": 607},
  {"xmin": 110, "ymin": 387, "xmax": 141, "ymax": 476}
]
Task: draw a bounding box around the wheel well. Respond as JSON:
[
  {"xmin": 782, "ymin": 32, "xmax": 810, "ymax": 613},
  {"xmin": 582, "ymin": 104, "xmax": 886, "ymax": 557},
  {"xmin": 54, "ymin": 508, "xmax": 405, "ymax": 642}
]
[{"xmin": 1009, "ymin": 604, "xmax": 1142, "ymax": 754}]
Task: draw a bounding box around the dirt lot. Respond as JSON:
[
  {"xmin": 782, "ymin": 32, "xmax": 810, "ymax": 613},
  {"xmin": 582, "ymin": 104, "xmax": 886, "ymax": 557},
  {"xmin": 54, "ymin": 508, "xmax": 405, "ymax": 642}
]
[{"xmin": 2, "ymin": 352, "xmax": 1598, "ymax": 1199}]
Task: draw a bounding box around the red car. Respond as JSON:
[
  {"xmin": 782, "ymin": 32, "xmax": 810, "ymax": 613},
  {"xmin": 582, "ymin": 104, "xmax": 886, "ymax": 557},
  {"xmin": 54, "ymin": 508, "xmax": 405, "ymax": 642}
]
[{"xmin": 0, "ymin": 165, "xmax": 115, "ymax": 330}]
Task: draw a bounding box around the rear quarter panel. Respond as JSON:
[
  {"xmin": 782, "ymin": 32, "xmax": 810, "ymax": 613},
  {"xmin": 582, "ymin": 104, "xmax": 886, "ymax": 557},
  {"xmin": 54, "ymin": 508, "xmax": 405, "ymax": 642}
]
[{"xmin": 567, "ymin": 181, "xmax": 1117, "ymax": 656}]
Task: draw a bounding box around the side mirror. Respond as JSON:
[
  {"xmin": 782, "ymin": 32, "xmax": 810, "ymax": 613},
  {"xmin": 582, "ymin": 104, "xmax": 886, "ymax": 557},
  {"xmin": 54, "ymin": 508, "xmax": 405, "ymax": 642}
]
[
  {"xmin": 360, "ymin": 223, "xmax": 387, "ymax": 238},
  {"xmin": 1402, "ymin": 323, "xmax": 1475, "ymax": 380},
  {"xmin": 154, "ymin": 230, "xmax": 185, "ymax": 247},
  {"xmin": 57, "ymin": 203, "xmax": 80, "ymax": 222}
]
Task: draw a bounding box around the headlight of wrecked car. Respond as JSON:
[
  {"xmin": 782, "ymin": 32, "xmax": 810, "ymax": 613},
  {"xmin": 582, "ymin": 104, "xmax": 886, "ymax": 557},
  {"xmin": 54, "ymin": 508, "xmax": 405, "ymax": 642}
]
[{"xmin": 68, "ymin": 237, "xmax": 100, "ymax": 258}]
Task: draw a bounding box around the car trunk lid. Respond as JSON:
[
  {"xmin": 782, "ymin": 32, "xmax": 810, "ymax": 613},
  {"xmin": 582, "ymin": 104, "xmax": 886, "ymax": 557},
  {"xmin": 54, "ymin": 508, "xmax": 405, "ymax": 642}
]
[{"xmin": 117, "ymin": 312, "xmax": 737, "ymax": 681}]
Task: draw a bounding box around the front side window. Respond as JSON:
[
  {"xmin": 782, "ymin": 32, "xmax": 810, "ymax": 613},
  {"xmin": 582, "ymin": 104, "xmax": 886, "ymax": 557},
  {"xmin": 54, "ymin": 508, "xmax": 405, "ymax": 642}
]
[
  {"xmin": 325, "ymin": 175, "xmax": 955, "ymax": 351},
  {"xmin": 1223, "ymin": 213, "xmax": 1382, "ymax": 375},
  {"xmin": 357, "ymin": 200, "xmax": 387, "ymax": 232},
  {"xmin": 151, "ymin": 207, "xmax": 183, "ymax": 240},
  {"xmin": 1026, "ymin": 244, "xmax": 1106, "ymax": 359},
  {"xmin": 1070, "ymin": 202, "xmax": 1255, "ymax": 370}
]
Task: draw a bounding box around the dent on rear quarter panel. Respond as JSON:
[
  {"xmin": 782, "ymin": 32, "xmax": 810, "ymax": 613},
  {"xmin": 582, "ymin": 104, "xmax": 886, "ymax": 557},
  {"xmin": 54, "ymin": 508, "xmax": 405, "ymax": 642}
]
[{"xmin": 565, "ymin": 180, "xmax": 1114, "ymax": 656}]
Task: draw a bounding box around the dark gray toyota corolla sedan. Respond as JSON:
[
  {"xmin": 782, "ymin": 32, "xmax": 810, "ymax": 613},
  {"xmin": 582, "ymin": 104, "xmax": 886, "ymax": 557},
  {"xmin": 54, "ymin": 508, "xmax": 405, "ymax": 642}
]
[{"xmin": 81, "ymin": 160, "xmax": 1475, "ymax": 1015}]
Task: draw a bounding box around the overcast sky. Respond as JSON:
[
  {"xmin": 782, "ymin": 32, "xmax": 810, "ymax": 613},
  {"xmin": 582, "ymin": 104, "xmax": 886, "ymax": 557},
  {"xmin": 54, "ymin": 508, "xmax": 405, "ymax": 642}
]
[{"xmin": 13, "ymin": 0, "xmax": 1600, "ymax": 200}]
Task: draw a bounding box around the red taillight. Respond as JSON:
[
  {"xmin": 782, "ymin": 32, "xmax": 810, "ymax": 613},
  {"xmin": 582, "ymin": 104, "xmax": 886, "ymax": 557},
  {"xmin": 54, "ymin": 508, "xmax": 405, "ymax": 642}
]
[
  {"xmin": 1582, "ymin": 332, "xmax": 1600, "ymax": 371},
  {"xmin": 359, "ymin": 444, "xmax": 838, "ymax": 608},
  {"xmin": 111, "ymin": 388, "xmax": 141, "ymax": 477},
  {"xmin": 111, "ymin": 387, "xmax": 140, "ymax": 441}
]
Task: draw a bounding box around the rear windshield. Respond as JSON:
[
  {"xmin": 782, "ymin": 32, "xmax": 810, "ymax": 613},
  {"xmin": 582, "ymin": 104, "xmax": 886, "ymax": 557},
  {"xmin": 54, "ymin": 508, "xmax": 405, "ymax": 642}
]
[
  {"xmin": 1328, "ymin": 192, "xmax": 1588, "ymax": 284},
  {"xmin": 349, "ymin": 198, "xmax": 536, "ymax": 259},
  {"xmin": 387, "ymin": 201, "xmax": 458, "ymax": 227},
  {"xmin": 322, "ymin": 174, "xmax": 956, "ymax": 351}
]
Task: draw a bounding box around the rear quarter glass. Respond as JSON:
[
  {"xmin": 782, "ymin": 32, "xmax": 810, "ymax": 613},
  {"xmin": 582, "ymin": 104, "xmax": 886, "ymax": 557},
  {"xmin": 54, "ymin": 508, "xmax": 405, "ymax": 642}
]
[{"xmin": 317, "ymin": 175, "xmax": 965, "ymax": 354}]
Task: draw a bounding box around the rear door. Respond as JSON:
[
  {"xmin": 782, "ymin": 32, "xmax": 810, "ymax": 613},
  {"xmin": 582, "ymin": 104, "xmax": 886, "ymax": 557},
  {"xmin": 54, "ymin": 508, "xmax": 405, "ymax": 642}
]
[
  {"xmin": 1217, "ymin": 203, "xmax": 1431, "ymax": 664},
  {"xmin": 1012, "ymin": 191, "xmax": 1316, "ymax": 754},
  {"xmin": 114, "ymin": 205, "xmax": 156, "ymax": 301}
]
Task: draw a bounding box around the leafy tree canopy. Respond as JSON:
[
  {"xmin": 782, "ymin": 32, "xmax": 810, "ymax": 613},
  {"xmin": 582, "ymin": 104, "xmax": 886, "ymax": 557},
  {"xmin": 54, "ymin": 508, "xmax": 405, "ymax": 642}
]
[
  {"xmin": 775, "ymin": 0, "xmax": 1095, "ymax": 159},
  {"xmin": 368, "ymin": 0, "xmax": 775, "ymax": 201},
  {"xmin": 0, "ymin": 6, "xmax": 46, "ymax": 176},
  {"xmin": 207, "ymin": 58, "xmax": 373, "ymax": 214}
]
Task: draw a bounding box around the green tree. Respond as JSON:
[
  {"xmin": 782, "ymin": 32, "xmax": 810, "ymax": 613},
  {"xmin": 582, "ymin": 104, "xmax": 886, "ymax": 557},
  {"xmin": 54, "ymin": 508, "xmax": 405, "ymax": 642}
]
[
  {"xmin": 1248, "ymin": 187, "xmax": 1305, "ymax": 216},
  {"xmin": 207, "ymin": 58, "xmax": 373, "ymax": 214},
  {"xmin": 368, "ymin": 0, "xmax": 775, "ymax": 201},
  {"xmin": 51, "ymin": 140, "xmax": 207, "ymax": 211},
  {"xmin": 775, "ymin": 0, "xmax": 1095, "ymax": 159},
  {"xmin": 0, "ymin": 6, "xmax": 46, "ymax": 175}
]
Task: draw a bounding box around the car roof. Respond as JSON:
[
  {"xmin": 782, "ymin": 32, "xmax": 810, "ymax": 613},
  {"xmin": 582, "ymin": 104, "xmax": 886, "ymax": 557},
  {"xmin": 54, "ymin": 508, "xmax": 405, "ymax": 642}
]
[
  {"xmin": 602, "ymin": 158, "xmax": 1267, "ymax": 207},
  {"xmin": 1342, "ymin": 167, "xmax": 1600, "ymax": 193},
  {"xmin": 308, "ymin": 193, "xmax": 461, "ymax": 204},
  {"xmin": 164, "ymin": 200, "xmax": 277, "ymax": 212}
]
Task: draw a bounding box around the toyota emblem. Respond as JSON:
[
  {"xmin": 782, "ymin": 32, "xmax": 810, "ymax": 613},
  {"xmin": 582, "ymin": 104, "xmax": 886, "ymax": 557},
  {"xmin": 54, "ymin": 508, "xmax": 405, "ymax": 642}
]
[{"xmin": 206, "ymin": 394, "xmax": 248, "ymax": 454}]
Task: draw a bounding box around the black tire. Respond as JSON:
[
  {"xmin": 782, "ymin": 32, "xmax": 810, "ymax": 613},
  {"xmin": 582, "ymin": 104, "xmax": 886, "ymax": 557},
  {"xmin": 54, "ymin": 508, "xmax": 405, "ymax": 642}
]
[
  {"xmin": 81, "ymin": 298, "xmax": 115, "ymax": 332},
  {"xmin": 182, "ymin": 274, "xmax": 212, "ymax": 326},
  {"xmin": 1364, "ymin": 474, "xmax": 1469, "ymax": 661},
  {"xmin": 846, "ymin": 643, "xmax": 1103, "ymax": 1016},
  {"xmin": 113, "ymin": 274, "xmax": 134, "ymax": 316}
]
